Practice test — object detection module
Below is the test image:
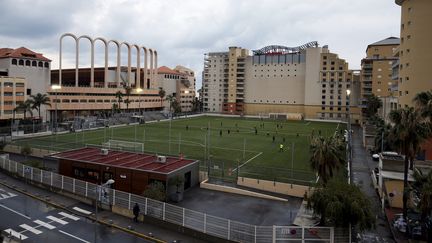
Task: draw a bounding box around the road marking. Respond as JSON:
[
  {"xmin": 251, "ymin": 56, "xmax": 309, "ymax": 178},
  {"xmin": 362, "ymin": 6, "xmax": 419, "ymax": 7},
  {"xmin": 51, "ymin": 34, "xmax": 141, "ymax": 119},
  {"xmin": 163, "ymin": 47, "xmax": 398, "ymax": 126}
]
[
  {"xmin": 58, "ymin": 230, "xmax": 91, "ymax": 243},
  {"xmin": 0, "ymin": 204, "xmax": 31, "ymax": 219},
  {"xmin": 232, "ymin": 152, "xmax": 263, "ymax": 172},
  {"xmin": 4, "ymin": 229, "xmax": 28, "ymax": 240},
  {"xmin": 47, "ymin": 215, "xmax": 68, "ymax": 225},
  {"xmin": 73, "ymin": 206, "xmax": 92, "ymax": 215},
  {"xmin": 59, "ymin": 212, "xmax": 80, "ymax": 221},
  {"xmin": 34, "ymin": 219, "xmax": 56, "ymax": 230},
  {"xmin": 19, "ymin": 224, "xmax": 43, "ymax": 235},
  {"xmin": 0, "ymin": 192, "xmax": 17, "ymax": 200}
]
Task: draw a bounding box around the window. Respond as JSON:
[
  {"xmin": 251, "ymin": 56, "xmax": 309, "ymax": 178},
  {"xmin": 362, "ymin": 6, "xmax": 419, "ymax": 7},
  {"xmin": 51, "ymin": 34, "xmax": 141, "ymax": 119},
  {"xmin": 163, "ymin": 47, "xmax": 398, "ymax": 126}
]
[
  {"xmin": 32, "ymin": 61, "xmax": 37, "ymax": 67},
  {"xmin": 25, "ymin": 60, "xmax": 30, "ymax": 66},
  {"xmin": 11, "ymin": 59, "xmax": 17, "ymax": 65},
  {"xmin": 4, "ymin": 82, "xmax": 13, "ymax": 87},
  {"xmin": 15, "ymin": 83, "xmax": 24, "ymax": 87},
  {"xmin": 18, "ymin": 60, "xmax": 24, "ymax": 65},
  {"xmin": 38, "ymin": 61, "xmax": 43, "ymax": 67},
  {"xmin": 4, "ymin": 92, "xmax": 13, "ymax": 96},
  {"xmin": 16, "ymin": 92, "xmax": 24, "ymax": 96}
]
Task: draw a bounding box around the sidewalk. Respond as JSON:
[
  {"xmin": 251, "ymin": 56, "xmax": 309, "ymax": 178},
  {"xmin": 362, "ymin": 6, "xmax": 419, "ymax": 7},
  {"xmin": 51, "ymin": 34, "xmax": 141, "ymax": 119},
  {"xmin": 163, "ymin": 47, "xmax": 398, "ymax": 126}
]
[
  {"xmin": 0, "ymin": 170, "xmax": 207, "ymax": 243},
  {"xmin": 351, "ymin": 126, "xmax": 396, "ymax": 242}
]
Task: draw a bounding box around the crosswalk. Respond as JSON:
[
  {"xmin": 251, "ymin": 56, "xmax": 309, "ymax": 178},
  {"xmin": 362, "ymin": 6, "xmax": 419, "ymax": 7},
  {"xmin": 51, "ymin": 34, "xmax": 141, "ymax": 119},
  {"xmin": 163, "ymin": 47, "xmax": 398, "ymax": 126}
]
[
  {"xmin": 0, "ymin": 188, "xmax": 17, "ymax": 200},
  {"xmin": 3, "ymin": 211, "xmax": 84, "ymax": 241}
]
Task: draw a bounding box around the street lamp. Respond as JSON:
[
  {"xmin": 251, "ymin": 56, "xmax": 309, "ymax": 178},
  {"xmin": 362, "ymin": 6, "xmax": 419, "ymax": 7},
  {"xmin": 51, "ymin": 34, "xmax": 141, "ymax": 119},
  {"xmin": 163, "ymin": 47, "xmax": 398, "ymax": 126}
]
[
  {"xmin": 51, "ymin": 84, "xmax": 61, "ymax": 134},
  {"xmin": 94, "ymin": 179, "xmax": 115, "ymax": 243},
  {"xmin": 135, "ymin": 88, "xmax": 143, "ymax": 115},
  {"xmin": 346, "ymin": 89, "xmax": 352, "ymax": 184}
]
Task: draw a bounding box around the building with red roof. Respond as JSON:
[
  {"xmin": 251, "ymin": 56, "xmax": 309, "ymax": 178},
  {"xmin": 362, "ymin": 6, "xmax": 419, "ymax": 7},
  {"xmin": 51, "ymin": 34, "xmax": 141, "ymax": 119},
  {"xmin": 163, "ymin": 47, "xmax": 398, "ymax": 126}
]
[{"xmin": 51, "ymin": 147, "xmax": 199, "ymax": 197}]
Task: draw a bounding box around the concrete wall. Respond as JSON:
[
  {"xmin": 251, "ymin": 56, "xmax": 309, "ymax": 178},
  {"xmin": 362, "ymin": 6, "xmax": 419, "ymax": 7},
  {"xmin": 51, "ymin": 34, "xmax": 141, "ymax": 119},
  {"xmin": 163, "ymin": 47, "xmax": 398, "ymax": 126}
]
[{"xmin": 237, "ymin": 177, "xmax": 314, "ymax": 198}]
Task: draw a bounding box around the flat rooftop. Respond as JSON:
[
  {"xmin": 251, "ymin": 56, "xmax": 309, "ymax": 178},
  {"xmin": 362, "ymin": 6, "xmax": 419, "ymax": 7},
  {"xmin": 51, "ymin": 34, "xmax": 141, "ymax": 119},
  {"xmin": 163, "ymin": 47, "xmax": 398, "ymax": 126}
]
[{"xmin": 51, "ymin": 147, "xmax": 198, "ymax": 174}]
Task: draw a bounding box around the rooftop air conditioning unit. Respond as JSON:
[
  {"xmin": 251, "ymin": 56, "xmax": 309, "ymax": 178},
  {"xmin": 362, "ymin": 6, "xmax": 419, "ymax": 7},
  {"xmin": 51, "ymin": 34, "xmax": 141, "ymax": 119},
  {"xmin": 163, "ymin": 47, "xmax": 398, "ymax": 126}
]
[
  {"xmin": 156, "ymin": 155, "xmax": 166, "ymax": 163},
  {"xmin": 101, "ymin": 149, "xmax": 109, "ymax": 155}
]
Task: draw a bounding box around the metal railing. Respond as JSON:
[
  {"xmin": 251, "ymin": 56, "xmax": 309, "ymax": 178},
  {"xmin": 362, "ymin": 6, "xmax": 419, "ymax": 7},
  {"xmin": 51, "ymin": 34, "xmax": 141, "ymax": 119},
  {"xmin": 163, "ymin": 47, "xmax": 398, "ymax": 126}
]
[{"xmin": 0, "ymin": 158, "xmax": 342, "ymax": 243}]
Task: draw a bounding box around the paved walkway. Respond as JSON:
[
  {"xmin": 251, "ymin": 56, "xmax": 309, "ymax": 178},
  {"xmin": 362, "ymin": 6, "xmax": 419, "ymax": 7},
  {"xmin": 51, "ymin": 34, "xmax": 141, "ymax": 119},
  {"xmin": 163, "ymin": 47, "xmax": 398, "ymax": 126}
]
[
  {"xmin": 0, "ymin": 170, "xmax": 207, "ymax": 243},
  {"xmin": 351, "ymin": 126, "xmax": 395, "ymax": 242}
]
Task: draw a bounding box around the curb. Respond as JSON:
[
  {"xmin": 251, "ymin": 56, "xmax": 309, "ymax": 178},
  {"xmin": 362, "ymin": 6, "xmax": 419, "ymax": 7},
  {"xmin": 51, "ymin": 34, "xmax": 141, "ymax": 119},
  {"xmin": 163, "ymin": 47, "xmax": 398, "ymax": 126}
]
[{"xmin": 0, "ymin": 177, "xmax": 166, "ymax": 243}]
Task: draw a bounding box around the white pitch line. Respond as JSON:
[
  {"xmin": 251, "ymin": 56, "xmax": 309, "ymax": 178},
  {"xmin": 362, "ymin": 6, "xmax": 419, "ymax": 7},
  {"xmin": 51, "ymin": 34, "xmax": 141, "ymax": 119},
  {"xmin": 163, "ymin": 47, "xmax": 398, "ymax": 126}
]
[
  {"xmin": 0, "ymin": 204, "xmax": 31, "ymax": 219},
  {"xmin": 58, "ymin": 230, "xmax": 91, "ymax": 243},
  {"xmin": 73, "ymin": 207, "xmax": 92, "ymax": 215},
  {"xmin": 232, "ymin": 152, "xmax": 263, "ymax": 172},
  {"xmin": 59, "ymin": 212, "xmax": 80, "ymax": 221},
  {"xmin": 19, "ymin": 224, "xmax": 43, "ymax": 235}
]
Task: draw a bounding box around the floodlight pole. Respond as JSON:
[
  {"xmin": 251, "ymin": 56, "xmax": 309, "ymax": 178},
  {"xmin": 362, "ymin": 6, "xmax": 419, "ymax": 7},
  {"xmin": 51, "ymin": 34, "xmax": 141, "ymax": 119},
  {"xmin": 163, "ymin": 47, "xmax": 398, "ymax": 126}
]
[{"xmin": 94, "ymin": 179, "xmax": 114, "ymax": 243}]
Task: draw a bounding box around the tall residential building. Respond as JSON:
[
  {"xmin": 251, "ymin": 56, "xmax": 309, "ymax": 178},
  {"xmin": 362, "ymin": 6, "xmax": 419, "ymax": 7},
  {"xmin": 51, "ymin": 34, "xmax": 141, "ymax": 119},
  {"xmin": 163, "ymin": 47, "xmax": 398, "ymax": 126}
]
[
  {"xmin": 157, "ymin": 66, "xmax": 196, "ymax": 112},
  {"xmin": 0, "ymin": 47, "xmax": 51, "ymax": 121},
  {"xmin": 360, "ymin": 37, "xmax": 399, "ymax": 121},
  {"xmin": 203, "ymin": 43, "xmax": 361, "ymax": 122},
  {"xmin": 395, "ymin": 0, "xmax": 432, "ymax": 108}
]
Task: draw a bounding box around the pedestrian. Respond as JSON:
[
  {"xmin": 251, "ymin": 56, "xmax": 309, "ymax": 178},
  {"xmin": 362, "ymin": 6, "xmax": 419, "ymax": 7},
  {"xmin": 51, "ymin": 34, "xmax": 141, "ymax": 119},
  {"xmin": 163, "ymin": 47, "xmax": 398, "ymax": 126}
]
[
  {"xmin": 228, "ymin": 129, "xmax": 230, "ymax": 134},
  {"xmin": 255, "ymin": 128, "xmax": 258, "ymax": 135},
  {"xmin": 283, "ymin": 137, "xmax": 285, "ymax": 142},
  {"xmin": 186, "ymin": 125, "xmax": 189, "ymax": 130},
  {"xmin": 133, "ymin": 203, "xmax": 140, "ymax": 222},
  {"xmin": 220, "ymin": 121, "xmax": 223, "ymax": 127},
  {"xmin": 267, "ymin": 132, "xmax": 270, "ymax": 136},
  {"xmin": 277, "ymin": 124, "xmax": 279, "ymax": 129},
  {"xmin": 296, "ymin": 133, "xmax": 299, "ymax": 137},
  {"xmin": 279, "ymin": 144, "xmax": 284, "ymax": 152},
  {"xmin": 272, "ymin": 135, "xmax": 275, "ymax": 143},
  {"xmin": 220, "ymin": 130, "xmax": 222, "ymax": 136}
]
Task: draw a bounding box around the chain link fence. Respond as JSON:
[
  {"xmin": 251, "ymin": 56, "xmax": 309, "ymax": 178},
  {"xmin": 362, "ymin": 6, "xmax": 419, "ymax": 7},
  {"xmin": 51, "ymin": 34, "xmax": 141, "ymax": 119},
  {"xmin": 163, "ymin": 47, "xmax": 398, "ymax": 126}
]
[{"xmin": 0, "ymin": 157, "xmax": 345, "ymax": 242}]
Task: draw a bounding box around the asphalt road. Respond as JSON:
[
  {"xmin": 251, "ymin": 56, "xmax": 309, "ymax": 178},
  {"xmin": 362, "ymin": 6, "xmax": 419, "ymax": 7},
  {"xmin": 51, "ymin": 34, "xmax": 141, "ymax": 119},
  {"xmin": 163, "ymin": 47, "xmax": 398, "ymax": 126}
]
[{"xmin": 0, "ymin": 185, "xmax": 150, "ymax": 243}]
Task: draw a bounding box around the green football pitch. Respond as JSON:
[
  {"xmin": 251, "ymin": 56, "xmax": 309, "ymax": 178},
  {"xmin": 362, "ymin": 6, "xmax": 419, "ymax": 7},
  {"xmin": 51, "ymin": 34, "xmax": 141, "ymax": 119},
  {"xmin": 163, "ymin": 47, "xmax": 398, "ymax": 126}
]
[{"xmin": 13, "ymin": 116, "xmax": 344, "ymax": 184}]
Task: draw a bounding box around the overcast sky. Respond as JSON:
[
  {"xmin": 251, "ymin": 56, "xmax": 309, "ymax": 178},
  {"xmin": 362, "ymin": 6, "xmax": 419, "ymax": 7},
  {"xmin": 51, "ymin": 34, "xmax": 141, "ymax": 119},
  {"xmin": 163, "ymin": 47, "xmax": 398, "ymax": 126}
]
[{"xmin": 0, "ymin": 0, "xmax": 401, "ymax": 89}]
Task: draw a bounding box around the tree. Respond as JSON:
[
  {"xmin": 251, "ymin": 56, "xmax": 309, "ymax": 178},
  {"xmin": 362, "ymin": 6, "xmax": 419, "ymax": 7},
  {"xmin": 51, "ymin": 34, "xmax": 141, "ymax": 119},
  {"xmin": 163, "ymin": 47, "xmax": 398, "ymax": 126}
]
[
  {"xmin": 14, "ymin": 100, "xmax": 34, "ymax": 120},
  {"xmin": 115, "ymin": 91, "xmax": 123, "ymax": 112},
  {"xmin": 365, "ymin": 94, "xmax": 382, "ymax": 118},
  {"xmin": 191, "ymin": 97, "xmax": 202, "ymax": 112},
  {"xmin": 309, "ymin": 134, "xmax": 346, "ymax": 185},
  {"xmin": 389, "ymin": 107, "xmax": 431, "ymax": 222},
  {"xmin": 158, "ymin": 87, "xmax": 166, "ymax": 107},
  {"xmin": 20, "ymin": 144, "xmax": 32, "ymax": 159},
  {"xmin": 142, "ymin": 181, "xmax": 166, "ymax": 201},
  {"xmin": 30, "ymin": 93, "xmax": 51, "ymax": 119},
  {"xmin": 307, "ymin": 179, "xmax": 375, "ymax": 231},
  {"xmin": 412, "ymin": 168, "xmax": 432, "ymax": 220},
  {"xmin": 123, "ymin": 84, "xmax": 132, "ymax": 111},
  {"xmin": 372, "ymin": 117, "xmax": 393, "ymax": 152},
  {"xmin": 166, "ymin": 94, "xmax": 176, "ymax": 116},
  {"xmin": 414, "ymin": 90, "xmax": 432, "ymax": 120},
  {"xmin": 172, "ymin": 99, "xmax": 182, "ymax": 114}
]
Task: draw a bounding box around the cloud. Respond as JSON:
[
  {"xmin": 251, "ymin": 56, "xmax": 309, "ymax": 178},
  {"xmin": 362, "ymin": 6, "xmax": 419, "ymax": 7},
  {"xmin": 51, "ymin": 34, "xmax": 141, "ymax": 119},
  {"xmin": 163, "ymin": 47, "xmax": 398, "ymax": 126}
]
[{"xmin": 0, "ymin": 0, "xmax": 400, "ymax": 89}]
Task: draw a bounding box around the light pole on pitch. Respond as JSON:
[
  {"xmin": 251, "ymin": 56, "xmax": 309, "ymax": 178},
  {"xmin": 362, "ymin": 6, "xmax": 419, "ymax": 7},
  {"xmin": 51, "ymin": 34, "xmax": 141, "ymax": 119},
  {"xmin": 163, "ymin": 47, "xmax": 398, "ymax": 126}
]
[{"xmin": 51, "ymin": 84, "xmax": 61, "ymax": 134}]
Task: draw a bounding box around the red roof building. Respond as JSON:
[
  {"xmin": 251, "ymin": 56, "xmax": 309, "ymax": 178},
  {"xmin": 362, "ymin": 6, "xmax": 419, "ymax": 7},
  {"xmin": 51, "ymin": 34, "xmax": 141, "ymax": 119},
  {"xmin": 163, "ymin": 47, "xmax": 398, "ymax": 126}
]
[
  {"xmin": 51, "ymin": 147, "xmax": 199, "ymax": 196},
  {"xmin": 0, "ymin": 47, "xmax": 51, "ymax": 61}
]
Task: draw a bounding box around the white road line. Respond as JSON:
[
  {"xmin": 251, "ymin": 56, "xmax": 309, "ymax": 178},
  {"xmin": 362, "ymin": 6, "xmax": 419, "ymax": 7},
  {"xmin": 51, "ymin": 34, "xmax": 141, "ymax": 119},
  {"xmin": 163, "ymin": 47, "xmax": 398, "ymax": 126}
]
[
  {"xmin": 58, "ymin": 230, "xmax": 91, "ymax": 243},
  {"xmin": 46, "ymin": 215, "xmax": 68, "ymax": 225},
  {"xmin": 232, "ymin": 152, "xmax": 263, "ymax": 172},
  {"xmin": 73, "ymin": 207, "xmax": 92, "ymax": 215},
  {"xmin": 59, "ymin": 212, "xmax": 80, "ymax": 221},
  {"xmin": 4, "ymin": 229, "xmax": 28, "ymax": 240},
  {"xmin": 34, "ymin": 219, "xmax": 56, "ymax": 230},
  {"xmin": 0, "ymin": 204, "xmax": 31, "ymax": 219},
  {"xmin": 0, "ymin": 194, "xmax": 8, "ymax": 199},
  {"xmin": 19, "ymin": 224, "xmax": 43, "ymax": 235}
]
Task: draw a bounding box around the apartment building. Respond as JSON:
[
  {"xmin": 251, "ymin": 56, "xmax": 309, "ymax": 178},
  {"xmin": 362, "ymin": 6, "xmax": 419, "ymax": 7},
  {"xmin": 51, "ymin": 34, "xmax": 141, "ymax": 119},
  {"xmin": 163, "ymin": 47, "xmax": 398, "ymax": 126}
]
[
  {"xmin": 50, "ymin": 67, "xmax": 162, "ymax": 119},
  {"xmin": 157, "ymin": 66, "xmax": 196, "ymax": 112},
  {"xmin": 395, "ymin": 0, "xmax": 432, "ymax": 108},
  {"xmin": 0, "ymin": 47, "xmax": 51, "ymax": 120},
  {"xmin": 203, "ymin": 43, "xmax": 361, "ymax": 122},
  {"xmin": 360, "ymin": 37, "xmax": 399, "ymax": 121}
]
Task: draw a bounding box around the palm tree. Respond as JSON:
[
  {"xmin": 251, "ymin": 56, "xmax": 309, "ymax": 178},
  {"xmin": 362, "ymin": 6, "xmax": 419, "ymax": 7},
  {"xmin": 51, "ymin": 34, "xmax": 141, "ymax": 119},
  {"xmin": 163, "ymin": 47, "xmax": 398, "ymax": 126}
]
[
  {"xmin": 30, "ymin": 93, "xmax": 51, "ymax": 119},
  {"xmin": 123, "ymin": 84, "xmax": 132, "ymax": 111},
  {"xmin": 309, "ymin": 134, "xmax": 346, "ymax": 185},
  {"xmin": 412, "ymin": 168, "xmax": 432, "ymax": 220},
  {"xmin": 115, "ymin": 91, "xmax": 123, "ymax": 112},
  {"xmin": 158, "ymin": 87, "xmax": 166, "ymax": 107},
  {"xmin": 414, "ymin": 90, "xmax": 432, "ymax": 119},
  {"xmin": 166, "ymin": 94, "xmax": 176, "ymax": 117},
  {"xmin": 14, "ymin": 100, "xmax": 33, "ymax": 120},
  {"xmin": 389, "ymin": 107, "xmax": 431, "ymax": 221}
]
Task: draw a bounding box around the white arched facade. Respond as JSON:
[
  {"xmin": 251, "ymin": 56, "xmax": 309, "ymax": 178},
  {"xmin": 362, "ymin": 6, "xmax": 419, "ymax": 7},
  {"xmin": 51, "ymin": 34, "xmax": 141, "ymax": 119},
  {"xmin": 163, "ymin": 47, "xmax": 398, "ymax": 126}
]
[{"xmin": 59, "ymin": 33, "xmax": 158, "ymax": 89}]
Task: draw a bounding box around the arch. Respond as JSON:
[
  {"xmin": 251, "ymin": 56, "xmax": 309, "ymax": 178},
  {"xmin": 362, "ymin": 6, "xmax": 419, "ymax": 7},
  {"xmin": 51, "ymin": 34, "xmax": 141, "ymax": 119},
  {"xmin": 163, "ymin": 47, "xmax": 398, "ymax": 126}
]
[
  {"xmin": 32, "ymin": 60, "xmax": 37, "ymax": 67},
  {"xmin": 44, "ymin": 62, "xmax": 49, "ymax": 68},
  {"xmin": 11, "ymin": 59, "xmax": 17, "ymax": 65},
  {"xmin": 38, "ymin": 61, "xmax": 43, "ymax": 67},
  {"xmin": 18, "ymin": 59, "xmax": 24, "ymax": 65},
  {"xmin": 25, "ymin": 60, "xmax": 31, "ymax": 66},
  {"xmin": 60, "ymin": 33, "xmax": 79, "ymax": 86},
  {"xmin": 131, "ymin": 44, "xmax": 140, "ymax": 89},
  {"xmin": 108, "ymin": 40, "xmax": 121, "ymax": 86},
  {"xmin": 120, "ymin": 42, "xmax": 132, "ymax": 87},
  {"xmin": 78, "ymin": 35, "xmax": 94, "ymax": 87},
  {"xmin": 148, "ymin": 48, "xmax": 154, "ymax": 89},
  {"xmin": 141, "ymin": 47, "xmax": 148, "ymax": 89},
  {"xmin": 94, "ymin": 37, "xmax": 109, "ymax": 88},
  {"xmin": 154, "ymin": 50, "xmax": 158, "ymax": 89}
]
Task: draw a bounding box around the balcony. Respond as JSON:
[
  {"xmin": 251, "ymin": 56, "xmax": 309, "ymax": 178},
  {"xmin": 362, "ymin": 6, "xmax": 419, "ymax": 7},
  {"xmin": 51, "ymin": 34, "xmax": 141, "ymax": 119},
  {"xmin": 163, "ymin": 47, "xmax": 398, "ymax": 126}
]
[{"xmin": 362, "ymin": 64, "xmax": 373, "ymax": 69}]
